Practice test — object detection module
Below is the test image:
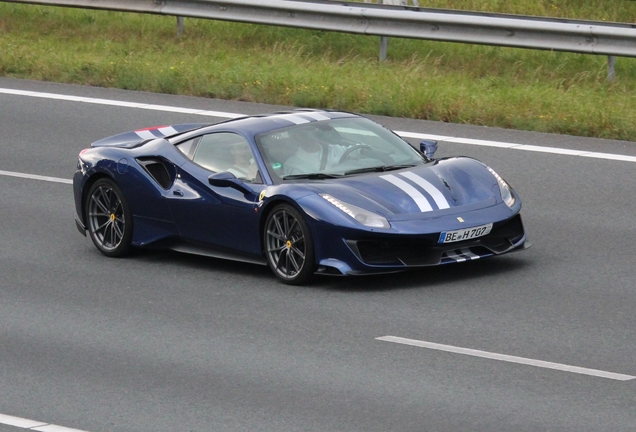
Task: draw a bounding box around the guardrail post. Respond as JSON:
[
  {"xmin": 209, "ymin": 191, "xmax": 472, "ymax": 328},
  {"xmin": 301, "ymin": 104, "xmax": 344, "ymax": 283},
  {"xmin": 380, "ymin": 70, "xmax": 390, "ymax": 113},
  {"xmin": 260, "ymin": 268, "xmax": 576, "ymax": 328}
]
[
  {"xmin": 607, "ymin": 56, "xmax": 616, "ymax": 81},
  {"xmin": 379, "ymin": 36, "xmax": 388, "ymax": 61},
  {"xmin": 378, "ymin": 0, "xmax": 389, "ymax": 60},
  {"xmin": 177, "ymin": 16, "xmax": 184, "ymax": 37}
]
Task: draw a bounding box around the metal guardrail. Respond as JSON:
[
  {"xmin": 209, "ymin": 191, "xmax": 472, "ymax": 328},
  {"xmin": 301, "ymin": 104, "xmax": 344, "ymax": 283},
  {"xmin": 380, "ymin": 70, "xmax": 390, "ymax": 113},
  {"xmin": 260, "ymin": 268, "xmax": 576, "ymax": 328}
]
[{"xmin": 4, "ymin": 0, "xmax": 636, "ymax": 75}]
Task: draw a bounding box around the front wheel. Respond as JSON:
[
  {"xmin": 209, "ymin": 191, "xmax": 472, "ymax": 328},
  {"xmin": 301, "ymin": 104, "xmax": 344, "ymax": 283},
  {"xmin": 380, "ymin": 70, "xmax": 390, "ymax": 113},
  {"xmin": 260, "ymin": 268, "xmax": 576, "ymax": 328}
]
[
  {"xmin": 85, "ymin": 178, "xmax": 133, "ymax": 257},
  {"xmin": 264, "ymin": 204, "xmax": 316, "ymax": 285}
]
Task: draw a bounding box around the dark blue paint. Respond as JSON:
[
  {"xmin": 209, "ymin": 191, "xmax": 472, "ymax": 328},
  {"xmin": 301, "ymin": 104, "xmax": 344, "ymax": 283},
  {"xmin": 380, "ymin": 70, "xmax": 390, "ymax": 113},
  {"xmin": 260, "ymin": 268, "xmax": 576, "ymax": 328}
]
[{"xmin": 73, "ymin": 110, "xmax": 529, "ymax": 276}]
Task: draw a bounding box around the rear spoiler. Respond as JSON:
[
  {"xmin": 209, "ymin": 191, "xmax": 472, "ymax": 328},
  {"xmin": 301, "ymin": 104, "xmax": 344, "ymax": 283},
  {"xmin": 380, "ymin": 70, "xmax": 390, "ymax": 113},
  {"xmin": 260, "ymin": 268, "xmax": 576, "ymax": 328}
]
[{"xmin": 91, "ymin": 123, "xmax": 208, "ymax": 148}]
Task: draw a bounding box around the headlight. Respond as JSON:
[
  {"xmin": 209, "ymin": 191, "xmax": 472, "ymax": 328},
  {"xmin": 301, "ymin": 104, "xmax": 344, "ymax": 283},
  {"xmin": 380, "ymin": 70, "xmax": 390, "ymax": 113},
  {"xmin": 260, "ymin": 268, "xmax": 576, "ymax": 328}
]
[
  {"xmin": 321, "ymin": 194, "xmax": 390, "ymax": 228},
  {"xmin": 487, "ymin": 167, "xmax": 516, "ymax": 208}
]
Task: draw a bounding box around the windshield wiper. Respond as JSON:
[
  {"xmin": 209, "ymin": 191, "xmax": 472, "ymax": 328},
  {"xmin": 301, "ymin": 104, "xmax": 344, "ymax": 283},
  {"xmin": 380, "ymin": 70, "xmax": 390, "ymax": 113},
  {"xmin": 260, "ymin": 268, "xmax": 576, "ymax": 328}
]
[
  {"xmin": 344, "ymin": 164, "xmax": 417, "ymax": 175},
  {"xmin": 283, "ymin": 173, "xmax": 344, "ymax": 180}
]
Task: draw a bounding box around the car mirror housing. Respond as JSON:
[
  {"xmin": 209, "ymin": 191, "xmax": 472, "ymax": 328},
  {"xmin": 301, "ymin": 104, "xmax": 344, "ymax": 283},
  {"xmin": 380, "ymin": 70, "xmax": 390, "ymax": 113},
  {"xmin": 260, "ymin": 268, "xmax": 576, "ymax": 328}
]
[
  {"xmin": 420, "ymin": 139, "xmax": 438, "ymax": 159},
  {"xmin": 208, "ymin": 172, "xmax": 253, "ymax": 195}
]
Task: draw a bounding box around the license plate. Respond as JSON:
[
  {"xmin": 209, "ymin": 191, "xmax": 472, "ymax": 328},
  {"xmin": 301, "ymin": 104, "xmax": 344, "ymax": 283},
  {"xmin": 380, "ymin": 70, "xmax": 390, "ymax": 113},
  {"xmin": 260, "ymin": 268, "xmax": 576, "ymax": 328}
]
[{"xmin": 438, "ymin": 223, "xmax": 493, "ymax": 243}]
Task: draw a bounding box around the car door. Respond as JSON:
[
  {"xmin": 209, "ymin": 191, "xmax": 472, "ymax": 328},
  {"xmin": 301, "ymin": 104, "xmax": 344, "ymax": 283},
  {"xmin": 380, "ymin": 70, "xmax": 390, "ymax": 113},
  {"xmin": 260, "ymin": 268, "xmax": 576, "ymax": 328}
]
[{"xmin": 166, "ymin": 132, "xmax": 264, "ymax": 257}]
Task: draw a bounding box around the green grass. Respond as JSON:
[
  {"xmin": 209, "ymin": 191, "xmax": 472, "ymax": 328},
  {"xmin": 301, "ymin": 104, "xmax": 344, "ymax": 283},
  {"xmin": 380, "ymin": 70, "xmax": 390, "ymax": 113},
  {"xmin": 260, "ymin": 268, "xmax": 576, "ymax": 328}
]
[
  {"xmin": 360, "ymin": 0, "xmax": 636, "ymax": 22},
  {"xmin": 1, "ymin": 2, "xmax": 635, "ymax": 140}
]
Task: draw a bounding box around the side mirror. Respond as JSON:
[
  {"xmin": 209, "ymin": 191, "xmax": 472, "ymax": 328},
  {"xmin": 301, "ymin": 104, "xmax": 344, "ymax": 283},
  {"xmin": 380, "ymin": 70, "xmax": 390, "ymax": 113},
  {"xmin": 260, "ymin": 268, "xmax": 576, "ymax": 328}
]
[
  {"xmin": 420, "ymin": 139, "xmax": 438, "ymax": 159},
  {"xmin": 208, "ymin": 171, "xmax": 253, "ymax": 195}
]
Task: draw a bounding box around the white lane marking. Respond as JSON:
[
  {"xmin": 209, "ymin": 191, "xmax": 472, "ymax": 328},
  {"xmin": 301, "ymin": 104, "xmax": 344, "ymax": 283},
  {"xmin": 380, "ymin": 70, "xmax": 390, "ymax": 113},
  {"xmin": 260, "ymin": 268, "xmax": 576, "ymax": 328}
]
[
  {"xmin": 513, "ymin": 144, "xmax": 591, "ymax": 155},
  {"xmin": 399, "ymin": 171, "xmax": 450, "ymax": 209},
  {"xmin": 380, "ymin": 174, "xmax": 433, "ymax": 212},
  {"xmin": 0, "ymin": 88, "xmax": 243, "ymax": 118},
  {"xmin": 0, "ymin": 413, "xmax": 48, "ymax": 428},
  {"xmin": 397, "ymin": 131, "xmax": 456, "ymax": 142},
  {"xmin": 0, "ymin": 169, "xmax": 72, "ymax": 184},
  {"xmin": 445, "ymin": 136, "xmax": 520, "ymax": 148},
  {"xmin": 376, "ymin": 336, "xmax": 636, "ymax": 381},
  {"xmin": 0, "ymin": 413, "xmax": 90, "ymax": 432},
  {"xmin": 396, "ymin": 130, "xmax": 636, "ymax": 161},
  {"xmin": 33, "ymin": 425, "xmax": 90, "ymax": 432},
  {"xmin": 581, "ymin": 152, "xmax": 636, "ymax": 162},
  {"xmin": 1, "ymin": 87, "xmax": 635, "ymax": 162}
]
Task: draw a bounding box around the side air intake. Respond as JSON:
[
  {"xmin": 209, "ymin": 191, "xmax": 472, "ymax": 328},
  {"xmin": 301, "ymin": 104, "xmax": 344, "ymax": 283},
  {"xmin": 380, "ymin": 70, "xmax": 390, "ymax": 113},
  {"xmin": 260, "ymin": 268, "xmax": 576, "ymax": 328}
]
[{"xmin": 136, "ymin": 157, "xmax": 175, "ymax": 189}]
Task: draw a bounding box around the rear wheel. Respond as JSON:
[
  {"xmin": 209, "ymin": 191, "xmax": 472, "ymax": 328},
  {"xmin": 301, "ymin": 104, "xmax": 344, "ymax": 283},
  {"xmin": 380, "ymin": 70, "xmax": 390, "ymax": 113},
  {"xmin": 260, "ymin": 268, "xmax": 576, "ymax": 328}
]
[
  {"xmin": 264, "ymin": 204, "xmax": 315, "ymax": 285},
  {"xmin": 86, "ymin": 178, "xmax": 133, "ymax": 257}
]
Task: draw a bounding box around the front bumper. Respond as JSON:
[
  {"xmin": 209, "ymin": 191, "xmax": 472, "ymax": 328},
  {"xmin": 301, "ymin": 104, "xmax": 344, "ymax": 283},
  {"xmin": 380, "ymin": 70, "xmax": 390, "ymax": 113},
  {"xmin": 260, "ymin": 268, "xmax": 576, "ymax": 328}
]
[
  {"xmin": 313, "ymin": 214, "xmax": 529, "ymax": 275},
  {"xmin": 347, "ymin": 214, "xmax": 526, "ymax": 267}
]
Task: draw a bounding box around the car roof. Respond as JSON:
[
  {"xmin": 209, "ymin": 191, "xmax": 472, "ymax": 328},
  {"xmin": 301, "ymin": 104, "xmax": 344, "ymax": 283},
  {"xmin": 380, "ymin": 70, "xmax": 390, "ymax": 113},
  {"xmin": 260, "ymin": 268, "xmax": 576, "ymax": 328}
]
[{"xmin": 201, "ymin": 109, "xmax": 361, "ymax": 136}]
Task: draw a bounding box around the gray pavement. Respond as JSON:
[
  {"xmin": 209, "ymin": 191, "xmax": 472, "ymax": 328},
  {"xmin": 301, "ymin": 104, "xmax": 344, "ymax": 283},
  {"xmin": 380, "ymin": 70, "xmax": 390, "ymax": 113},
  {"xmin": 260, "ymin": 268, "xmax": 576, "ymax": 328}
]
[{"xmin": 1, "ymin": 78, "xmax": 635, "ymax": 432}]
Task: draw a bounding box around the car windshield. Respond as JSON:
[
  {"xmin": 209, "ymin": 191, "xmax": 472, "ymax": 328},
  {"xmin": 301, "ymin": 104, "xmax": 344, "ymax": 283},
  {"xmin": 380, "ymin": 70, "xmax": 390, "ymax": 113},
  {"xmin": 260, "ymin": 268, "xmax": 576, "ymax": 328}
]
[{"xmin": 255, "ymin": 117, "xmax": 427, "ymax": 182}]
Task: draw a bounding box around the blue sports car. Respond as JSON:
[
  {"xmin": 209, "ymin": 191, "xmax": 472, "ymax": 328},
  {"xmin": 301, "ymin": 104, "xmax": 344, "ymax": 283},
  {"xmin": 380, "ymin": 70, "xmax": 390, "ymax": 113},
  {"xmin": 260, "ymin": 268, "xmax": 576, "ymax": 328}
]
[{"xmin": 73, "ymin": 110, "xmax": 529, "ymax": 284}]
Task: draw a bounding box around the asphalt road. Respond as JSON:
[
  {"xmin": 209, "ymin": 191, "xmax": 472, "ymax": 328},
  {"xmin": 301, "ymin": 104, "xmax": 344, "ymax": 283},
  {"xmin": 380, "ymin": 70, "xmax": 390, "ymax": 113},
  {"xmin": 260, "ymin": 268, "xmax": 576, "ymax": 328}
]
[{"xmin": 1, "ymin": 77, "xmax": 635, "ymax": 432}]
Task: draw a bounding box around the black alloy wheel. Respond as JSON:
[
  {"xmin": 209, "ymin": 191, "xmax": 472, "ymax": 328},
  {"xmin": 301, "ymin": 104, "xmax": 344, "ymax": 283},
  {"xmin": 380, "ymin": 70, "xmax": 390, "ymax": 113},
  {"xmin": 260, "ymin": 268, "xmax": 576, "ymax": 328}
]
[
  {"xmin": 264, "ymin": 204, "xmax": 315, "ymax": 285},
  {"xmin": 86, "ymin": 178, "xmax": 133, "ymax": 257}
]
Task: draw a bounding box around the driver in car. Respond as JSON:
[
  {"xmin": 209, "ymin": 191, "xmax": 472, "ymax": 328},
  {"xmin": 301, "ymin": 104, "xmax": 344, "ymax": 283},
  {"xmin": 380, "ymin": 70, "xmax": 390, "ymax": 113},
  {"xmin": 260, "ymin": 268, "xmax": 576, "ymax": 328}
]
[
  {"xmin": 283, "ymin": 127, "xmax": 348, "ymax": 176},
  {"xmin": 228, "ymin": 141, "xmax": 258, "ymax": 181}
]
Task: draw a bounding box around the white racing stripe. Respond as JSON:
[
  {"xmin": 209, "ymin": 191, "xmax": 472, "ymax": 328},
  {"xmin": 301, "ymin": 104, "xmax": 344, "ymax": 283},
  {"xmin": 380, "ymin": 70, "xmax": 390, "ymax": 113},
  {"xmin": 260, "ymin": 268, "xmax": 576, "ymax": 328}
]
[
  {"xmin": 0, "ymin": 413, "xmax": 90, "ymax": 432},
  {"xmin": 135, "ymin": 126, "xmax": 180, "ymax": 140},
  {"xmin": 271, "ymin": 113, "xmax": 311, "ymax": 124},
  {"xmin": 158, "ymin": 126, "xmax": 179, "ymax": 136},
  {"xmin": 399, "ymin": 171, "xmax": 450, "ymax": 209},
  {"xmin": 376, "ymin": 336, "xmax": 636, "ymax": 381},
  {"xmin": 134, "ymin": 129, "xmax": 156, "ymax": 140},
  {"xmin": 444, "ymin": 250, "xmax": 467, "ymax": 262},
  {"xmin": 444, "ymin": 248, "xmax": 482, "ymax": 262},
  {"xmin": 380, "ymin": 174, "xmax": 433, "ymax": 212},
  {"xmin": 301, "ymin": 111, "xmax": 331, "ymax": 121},
  {"xmin": 444, "ymin": 250, "xmax": 469, "ymax": 262},
  {"xmin": 459, "ymin": 248, "xmax": 481, "ymax": 260}
]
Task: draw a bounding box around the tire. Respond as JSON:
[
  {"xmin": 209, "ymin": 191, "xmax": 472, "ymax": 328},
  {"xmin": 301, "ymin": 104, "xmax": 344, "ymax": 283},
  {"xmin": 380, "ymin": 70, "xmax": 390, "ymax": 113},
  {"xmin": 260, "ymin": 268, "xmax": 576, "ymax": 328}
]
[
  {"xmin": 85, "ymin": 178, "xmax": 133, "ymax": 257},
  {"xmin": 264, "ymin": 204, "xmax": 316, "ymax": 285}
]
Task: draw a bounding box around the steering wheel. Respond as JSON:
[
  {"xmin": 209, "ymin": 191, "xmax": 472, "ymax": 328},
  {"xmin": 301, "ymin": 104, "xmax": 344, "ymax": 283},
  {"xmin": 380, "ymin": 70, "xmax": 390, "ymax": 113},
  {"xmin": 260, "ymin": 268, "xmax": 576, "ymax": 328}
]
[{"xmin": 338, "ymin": 144, "xmax": 373, "ymax": 164}]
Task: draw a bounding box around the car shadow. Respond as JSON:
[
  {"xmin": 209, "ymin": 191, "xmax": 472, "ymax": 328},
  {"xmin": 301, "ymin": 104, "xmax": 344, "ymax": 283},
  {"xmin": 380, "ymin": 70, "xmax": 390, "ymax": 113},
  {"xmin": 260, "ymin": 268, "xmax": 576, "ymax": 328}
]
[
  {"xmin": 128, "ymin": 247, "xmax": 272, "ymax": 275},
  {"xmin": 126, "ymin": 248, "xmax": 530, "ymax": 292},
  {"xmin": 312, "ymin": 255, "xmax": 530, "ymax": 292}
]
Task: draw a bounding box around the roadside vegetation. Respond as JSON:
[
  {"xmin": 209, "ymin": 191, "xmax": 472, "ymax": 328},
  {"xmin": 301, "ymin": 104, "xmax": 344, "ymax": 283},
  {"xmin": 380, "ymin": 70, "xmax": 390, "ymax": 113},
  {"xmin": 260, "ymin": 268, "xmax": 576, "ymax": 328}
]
[{"xmin": 1, "ymin": 2, "xmax": 635, "ymax": 140}]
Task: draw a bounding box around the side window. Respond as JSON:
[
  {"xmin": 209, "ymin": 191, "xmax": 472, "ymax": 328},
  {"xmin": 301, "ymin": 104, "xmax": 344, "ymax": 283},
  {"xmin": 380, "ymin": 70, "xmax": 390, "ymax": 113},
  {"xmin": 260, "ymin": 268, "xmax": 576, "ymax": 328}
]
[
  {"xmin": 192, "ymin": 133, "xmax": 258, "ymax": 182},
  {"xmin": 176, "ymin": 137, "xmax": 199, "ymax": 159}
]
